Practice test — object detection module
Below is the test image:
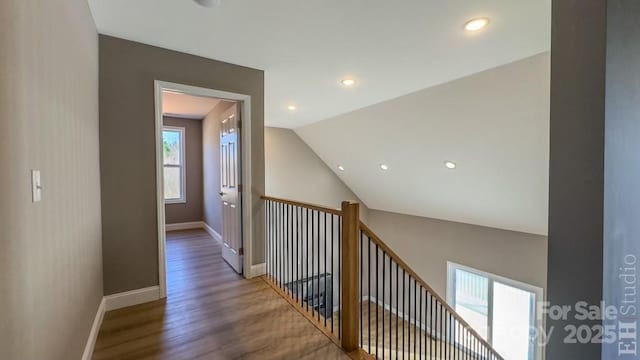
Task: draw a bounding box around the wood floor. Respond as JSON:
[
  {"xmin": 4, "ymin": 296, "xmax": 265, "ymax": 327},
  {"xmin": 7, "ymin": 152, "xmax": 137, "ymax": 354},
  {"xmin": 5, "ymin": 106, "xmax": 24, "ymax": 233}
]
[
  {"xmin": 359, "ymin": 302, "xmax": 469, "ymax": 360},
  {"xmin": 92, "ymin": 229, "xmax": 350, "ymax": 360}
]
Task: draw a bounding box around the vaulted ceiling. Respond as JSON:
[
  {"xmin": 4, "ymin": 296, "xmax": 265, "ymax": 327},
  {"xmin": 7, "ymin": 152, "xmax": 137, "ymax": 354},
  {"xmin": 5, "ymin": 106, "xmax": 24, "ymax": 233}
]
[
  {"xmin": 89, "ymin": 0, "xmax": 551, "ymax": 234},
  {"xmin": 297, "ymin": 53, "xmax": 550, "ymax": 235},
  {"xmin": 89, "ymin": 0, "xmax": 550, "ymax": 128}
]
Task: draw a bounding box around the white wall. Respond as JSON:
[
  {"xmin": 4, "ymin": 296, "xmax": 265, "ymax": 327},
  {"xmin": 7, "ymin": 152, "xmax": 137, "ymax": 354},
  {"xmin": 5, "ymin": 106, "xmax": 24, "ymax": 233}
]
[
  {"xmin": 265, "ymin": 127, "xmax": 369, "ymax": 220},
  {"xmin": 0, "ymin": 0, "xmax": 103, "ymax": 358}
]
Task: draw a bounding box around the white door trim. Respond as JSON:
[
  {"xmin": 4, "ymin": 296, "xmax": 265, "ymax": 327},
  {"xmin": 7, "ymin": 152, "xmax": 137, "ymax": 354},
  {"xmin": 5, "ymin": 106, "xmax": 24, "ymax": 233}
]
[{"xmin": 154, "ymin": 80, "xmax": 254, "ymax": 299}]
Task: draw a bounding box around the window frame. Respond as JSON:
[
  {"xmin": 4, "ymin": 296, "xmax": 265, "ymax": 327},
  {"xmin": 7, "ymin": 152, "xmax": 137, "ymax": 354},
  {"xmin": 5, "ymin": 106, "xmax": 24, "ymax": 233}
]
[
  {"xmin": 162, "ymin": 126, "xmax": 186, "ymax": 204},
  {"xmin": 447, "ymin": 261, "xmax": 544, "ymax": 360}
]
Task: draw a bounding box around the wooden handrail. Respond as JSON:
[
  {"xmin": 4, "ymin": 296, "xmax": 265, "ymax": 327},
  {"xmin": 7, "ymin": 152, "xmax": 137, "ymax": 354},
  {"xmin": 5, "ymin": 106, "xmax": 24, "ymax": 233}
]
[
  {"xmin": 360, "ymin": 222, "xmax": 503, "ymax": 359},
  {"xmin": 260, "ymin": 195, "xmax": 343, "ymax": 216},
  {"xmin": 260, "ymin": 194, "xmax": 502, "ymax": 359}
]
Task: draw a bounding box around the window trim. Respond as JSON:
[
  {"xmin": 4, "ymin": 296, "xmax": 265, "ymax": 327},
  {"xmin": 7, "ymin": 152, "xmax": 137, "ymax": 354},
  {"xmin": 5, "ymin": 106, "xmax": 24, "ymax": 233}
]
[
  {"xmin": 446, "ymin": 261, "xmax": 544, "ymax": 360},
  {"xmin": 162, "ymin": 126, "xmax": 186, "ymax": 204}
]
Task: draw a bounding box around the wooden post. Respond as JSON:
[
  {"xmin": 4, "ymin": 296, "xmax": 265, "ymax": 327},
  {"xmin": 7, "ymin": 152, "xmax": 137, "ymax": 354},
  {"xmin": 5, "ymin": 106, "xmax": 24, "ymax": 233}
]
[{"xmin": 341, "ymin": 201, "xmax": 360, "ymax": 352}]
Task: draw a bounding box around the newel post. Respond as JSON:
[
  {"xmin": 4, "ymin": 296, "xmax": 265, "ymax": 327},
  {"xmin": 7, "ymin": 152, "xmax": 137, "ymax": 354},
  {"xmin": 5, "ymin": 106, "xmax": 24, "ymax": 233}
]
[{"xmin": 341, "ymin": 201, "xmax": 360, "ymax": 352}]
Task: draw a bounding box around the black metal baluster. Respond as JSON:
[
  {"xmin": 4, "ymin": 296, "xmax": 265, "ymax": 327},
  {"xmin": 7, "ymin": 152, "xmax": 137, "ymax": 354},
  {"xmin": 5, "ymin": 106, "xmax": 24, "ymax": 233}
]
[
  {"xmin": 267, "ymin": 200, "xmax": 273, "ymax": 281},
  {"xmin": 473, "ymin": 336, "xmax": 476, "ymax": 360},
  {"xmin": 306, "ymin": 208, "xmax": 310, "ymax": 312},
  {"xmin": 402, "ymin": 269, "xmax": 405, "ymax": 360},
  {"xmin": 284, "ymin": 204, "xmax": 288, "ymax": 292},
  {"xmin": 316, "ymin": 210, "xmax": 320, "ymax": 321},
  {"xmin": 296, "ymin": 206, "xmax": 300, "ymax": 304},
  {"xmin": 396, "ymin": 261, "xmax": 399, "ymax": 360},
  {"xmin": 434, "ymin": 294, "xmax": 438, "ymax": 360},
  {"xmin": 360, "ymin": 231, "xmax": 363, "ymax": 347},
  {"xmin": 338, "ymin": 218, "xmax": 342, "ymax": 338},
  {"xmin": 280, "ymin": 204, "xmax": 287, "ymax": 291},
  {"xmin": 466, "ymin": 328, "xmax": 469, "ymax": 360},
  {"xmin": 291, "ymin": 205, "xmax": 298, "ymax": 302},
  {"xmin": 413, "ymin": 279, "xmax": 418, "ymax": 357},
  {"xmin": 446, "ymin": 305, "xmax": 450, "ymax": 360},
  {"xmin": 419, "ymin": 286, "xmax": 422, "ymax": 360},
  {"xmin": 311, "ymin": 209, "xmax": 315, "ymax": 315},
  {"xmin": 382, "ymin": 252, "xmax": 386, "ymax": 359},
  {"xmin": 290, "ymin": 204, "xmax": 293, "ymax": 299},
  {"xmin": 389, "ymin": 257, "xmax": 392, "ymax": 360},
  {"xmin": 290, "ymin": 204, "xmax": 294, "ymax": 295},
  {"xmin": 271, "ymin": 201, "xmax": 274, "ymax": 281},
  {"xmin": 265, "ymin": 201, "xmax": 269, "ymax": 279},
  {"xmin": 331, "ymin": 213, "xmax": 335, "ymax": 334},
  {"xmin": 278, "ymin": 202, "xmax": 282, "ymax": 289},
  {"xmin": 427, "ymin": 291, "xmax": 431, "ymax": 360},
  {"xmin": 324, "ymin": 212, "xmax": 327, "ymax": 327},
  {"xmin": 368, "ymin": 236, "xmax": 371, "ymax": 353},
  {"xmin": 375, "ymin": 243, "xmax": 379, "ymax": 359},
  {"xmin": 408, "ymin": 275, "xmax": 411, "ymax": 359}
]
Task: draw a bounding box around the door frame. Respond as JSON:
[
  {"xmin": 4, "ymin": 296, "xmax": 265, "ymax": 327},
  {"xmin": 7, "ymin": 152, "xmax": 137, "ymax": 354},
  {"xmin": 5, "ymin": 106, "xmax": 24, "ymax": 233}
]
[{"xmin": 154, "ymin": 80, "xmax": 253, "ymax": 298}]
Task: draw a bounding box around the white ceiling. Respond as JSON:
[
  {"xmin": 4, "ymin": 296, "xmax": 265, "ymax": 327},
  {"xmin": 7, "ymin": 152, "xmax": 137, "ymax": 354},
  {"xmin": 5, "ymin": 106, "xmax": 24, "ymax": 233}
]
[
  {"xmin": 89, "ymin": 0, "xmax": 551, "ymax": 234},
  {"xmin": 162, "ymin": 91, "xmax": 220, "ymax": 118},
  {"xmin": 88, "ymin": 0, "xmax": 551, "ymax": 128},
  {"xmin": 297, "ymin": 53, "xmax": 550, "ymax": 235}
]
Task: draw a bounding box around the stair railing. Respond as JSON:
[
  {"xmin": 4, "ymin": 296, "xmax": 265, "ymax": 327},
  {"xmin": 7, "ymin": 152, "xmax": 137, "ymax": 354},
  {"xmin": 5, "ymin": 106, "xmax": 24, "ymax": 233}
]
[{"xmin": 262, "ymin": 196, "xmax": 503, "ymax": 360}]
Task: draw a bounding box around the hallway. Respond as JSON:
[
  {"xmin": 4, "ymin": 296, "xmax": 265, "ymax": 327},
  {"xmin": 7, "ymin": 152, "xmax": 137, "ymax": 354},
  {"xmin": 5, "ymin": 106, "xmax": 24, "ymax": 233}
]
[{"xmin": 92, "ymin": 229, "xmax": 349, "ymax": 359}]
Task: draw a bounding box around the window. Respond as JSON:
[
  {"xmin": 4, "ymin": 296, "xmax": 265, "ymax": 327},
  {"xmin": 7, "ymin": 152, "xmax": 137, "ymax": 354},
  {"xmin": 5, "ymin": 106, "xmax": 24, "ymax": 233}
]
[
  {"xmin": 447, "ymin": 262, "xmax": 543, "ymax": 360},
  {"xmin": 163, "ymin": 126, "xmax": 185, "ymax": 203}
]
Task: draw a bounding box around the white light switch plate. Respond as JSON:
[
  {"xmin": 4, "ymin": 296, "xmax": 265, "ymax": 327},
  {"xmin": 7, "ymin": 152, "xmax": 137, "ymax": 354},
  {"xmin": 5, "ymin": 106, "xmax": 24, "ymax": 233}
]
[{"xmin": 31, "ymin": 170, "xmax": 42, "ymax": 202}]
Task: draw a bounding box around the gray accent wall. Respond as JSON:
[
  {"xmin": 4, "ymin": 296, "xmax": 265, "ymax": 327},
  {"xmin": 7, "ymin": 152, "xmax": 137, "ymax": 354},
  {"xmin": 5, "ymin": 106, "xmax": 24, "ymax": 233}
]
[
  {"xmin": 367, "ymin": 210, "xmax": 547, "ymax": 298},
  {"xmin": 0, "ymin": 0, "xmax": 103, "ymax": 358},
  {"xmin": 547, "ymin": 0, "xmax": 607, "ymax": 359},
  {"xmin": 203, "ymin": 101, "xmax": 235, "ymax": 235},
  {"xmin": 99, "ymin": 35, "xmax": 265, "ymax": 295},
  {"xmin": 163, "ymin": 116, "xmax": 204, "ymax": 224},
  {"xmin": 603, "ymin": 2, "xmax": 640, "ymax": 359}
]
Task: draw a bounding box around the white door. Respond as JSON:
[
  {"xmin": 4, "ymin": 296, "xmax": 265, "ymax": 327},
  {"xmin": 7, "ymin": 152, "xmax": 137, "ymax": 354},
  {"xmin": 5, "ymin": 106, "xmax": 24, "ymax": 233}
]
[{"xmin": 220, "ymin": 103, "xmax": 243, "ymax": 274}]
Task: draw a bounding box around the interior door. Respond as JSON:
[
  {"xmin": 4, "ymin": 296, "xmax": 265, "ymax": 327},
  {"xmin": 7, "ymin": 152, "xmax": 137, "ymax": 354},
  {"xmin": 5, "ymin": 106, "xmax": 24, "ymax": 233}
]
[{"xmin": 220, "ymin": 103, "xmax": 243, "ymax": 274}]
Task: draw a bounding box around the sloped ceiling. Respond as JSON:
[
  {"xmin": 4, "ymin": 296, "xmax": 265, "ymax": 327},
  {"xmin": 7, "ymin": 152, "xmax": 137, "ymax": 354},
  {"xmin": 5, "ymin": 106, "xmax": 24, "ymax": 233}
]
[
  {"xmin": 296, "ymin": 54, "xmax": 550, "ymax": 235},
  {"xmin": 88, "ymin": 0, "xmax": 550, "ymax": 234},
  {"xmin": 89, "ymin": 0, "xmax": 550, "ymax": 128}
]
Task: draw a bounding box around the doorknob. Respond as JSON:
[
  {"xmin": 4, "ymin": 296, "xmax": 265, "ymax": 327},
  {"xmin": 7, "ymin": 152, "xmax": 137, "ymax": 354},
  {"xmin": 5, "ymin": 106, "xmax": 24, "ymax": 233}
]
[{"xmin": 219, "ymin": 192, "xmax": 225, "ymax": 196}]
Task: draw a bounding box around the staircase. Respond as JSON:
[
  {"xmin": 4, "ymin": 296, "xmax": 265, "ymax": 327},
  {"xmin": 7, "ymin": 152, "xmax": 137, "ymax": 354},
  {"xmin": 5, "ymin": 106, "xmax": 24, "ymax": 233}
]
[{"xmin": 262, "ymin": 196, "xmax": 503, "ymax": 360}]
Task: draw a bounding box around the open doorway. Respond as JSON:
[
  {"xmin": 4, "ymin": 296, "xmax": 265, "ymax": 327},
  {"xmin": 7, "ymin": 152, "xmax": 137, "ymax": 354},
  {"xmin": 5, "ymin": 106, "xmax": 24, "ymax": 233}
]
[{"xmin": 154, "ymin": 81, "xmax": 254, "ymax": 298}]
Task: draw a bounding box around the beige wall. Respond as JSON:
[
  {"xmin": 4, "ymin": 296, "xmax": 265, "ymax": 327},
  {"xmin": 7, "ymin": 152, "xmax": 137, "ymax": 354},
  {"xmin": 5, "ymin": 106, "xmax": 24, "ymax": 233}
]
[
  {"xmin": 163, "ymin": 116, "xmax": 204, "ymax": 224},
  {"xmin": 99, "ymin": 35, "xmax": 265, "ymax": 295},
  {"xmin": 0, "ymin": 0, "xmax": 103, "ymax": 359},
  {"xmin": 203, "ymin": 101, "xmax": 235, "ymax": 235},
  {"xmin": 265, "ymin": 127, "xmax": 369, "ymax": 220},
  {"xmin": 367, "ymin": 210, "xmax": 548, "ymax": 299}
]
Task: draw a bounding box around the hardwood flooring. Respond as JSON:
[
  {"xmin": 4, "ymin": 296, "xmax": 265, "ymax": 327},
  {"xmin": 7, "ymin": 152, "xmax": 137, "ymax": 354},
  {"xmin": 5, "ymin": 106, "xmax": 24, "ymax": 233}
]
[{"xmin": 92, "ymin": 229, "xmax": 349, "ymax": 360}]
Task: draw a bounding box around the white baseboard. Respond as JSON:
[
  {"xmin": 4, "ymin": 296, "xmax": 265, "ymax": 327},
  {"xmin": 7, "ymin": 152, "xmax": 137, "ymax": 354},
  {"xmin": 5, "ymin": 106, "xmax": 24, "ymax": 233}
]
[
  {"xmin": 104, "ymin": 286, "xmax": 161, "ymax": 311},
  {"xmin": 165, "ymin": 221, "xmax": 204, "ymax": 231},
  {"xmin": 203, "ymin": 222, "xmax": 222, "ymax": 244},
  {"xmin": 82, "ymin": 298, "xmax": 106, "ymax": 360},
  {"xmin": 250, "ymin": 262, "xmax": 266, "ymax": 277}
]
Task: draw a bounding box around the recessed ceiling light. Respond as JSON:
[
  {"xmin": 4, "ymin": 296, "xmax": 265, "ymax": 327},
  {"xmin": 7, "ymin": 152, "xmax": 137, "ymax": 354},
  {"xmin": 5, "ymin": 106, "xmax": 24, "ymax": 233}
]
[
  {"xmin": 341, "ymin": 78, "xmax": 356, "ymax": 87},
  {"xmin": 464, "ymin": 17, "xmax": 490, "ymax": 32},
  {"xmin": 444, "ymin": 161, "xmax": 457, "ymax": 169},
  {"xmin": 193, "ymin": 0, "xmax": 221, "ymax": 7},
  {"xmin": 337, "ymin": 165, "xmax": 345, "ymax": 171},
  {"xmin": 287, "ymin": 105, "xmax": 297, "ymax": 111},
  {"xmin": 379, "ymin": 164, "xmax": 389, "ymax": 171}
]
